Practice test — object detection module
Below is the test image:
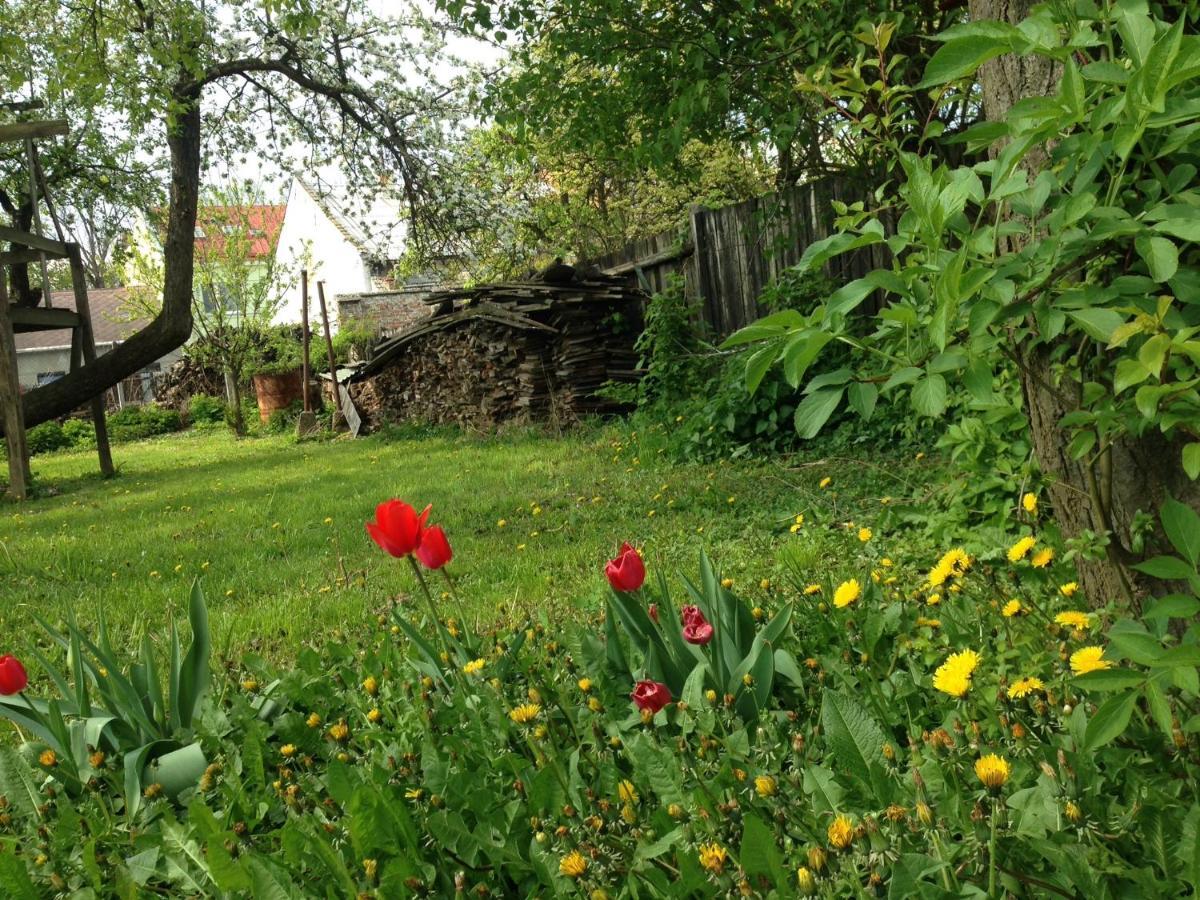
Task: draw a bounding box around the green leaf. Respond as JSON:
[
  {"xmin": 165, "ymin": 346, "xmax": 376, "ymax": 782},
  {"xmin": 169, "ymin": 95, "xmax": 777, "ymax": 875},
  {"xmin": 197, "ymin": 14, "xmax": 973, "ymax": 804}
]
[
  {"xmin": 739, "ymin": 815, "xmax": 787, "ymax": 887},
  {"xmin": 1084, "ymin": 690, "xmax": 1138, "ymax": 750},
  {"xmin": 781, "ymin": 330, "xmax": 834, "ymax": 388},
  {"xmin": 1184, "ymin": 443, "xmax": 1200, "ymax": 480},
  {"xmin": 1067, "ymin": 308, "xmax": 1124, "ymax": 342},
  {"xmin": 910, "ymin": 374, "xmax": 948, "ymax": 417},
  {"xmin": 1074, "ymin": 669, "xmax": 1145, "ymax": 692},
  {"xmin": 0, "ymin": 848, "xmax": 39, "ymax": 900},
  {"xmin": 1143, "ymin": 594, "xmax": 1200, "ymax": 621},
  {"xmin": 820, "ymin": 691, "xmax": 888, "ymax": 788},
  {"xmin": 1133, "ymin": 555, "xmax": 1196, "ymax": 581},
  {"xmin": 0, "ymin": 746, "xmax": 41, "ymax": 822},
  {"xmin": 1144, "ymin": 678, "xmax": 1174, "ymax": 737},
  {"xmin": 1114, "ymin": 358, "xmax": 1151, "ymax": 394},
  {"xmin": 918, "ymin": 35, "xmax": 1015, "ymax": 88},
  {"xmin": 793, "ymin": 388, "xmax": 843, "ymax": 439},
  {"xmin": 1161, "ymin": 497, "xmax": 1200, "ymax": 566},
  {"xmin": 744, "ymin": 344, "xmax": 778, "ymax": 396},
  {"xmin": 847, "ymin": 382, "xmax": 879, "ymax": 421},
  {"xmin": 1135, "ymin": 234, "xmax": 1180, "ymax": 282}
]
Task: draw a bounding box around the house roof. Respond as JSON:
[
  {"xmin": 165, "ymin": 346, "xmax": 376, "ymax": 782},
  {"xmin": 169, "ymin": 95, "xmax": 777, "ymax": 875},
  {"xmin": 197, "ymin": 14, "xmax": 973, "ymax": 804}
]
[
  {"xmin": 294, "ymin": 178, "xmax": 406, "ymax": 263},
  {"xmin": 13, "ymin": 287, "xmax": 149, "ymax": 351},
  {"xmin": 194, "ymin": 204, "xmax": 286, "ymax": 260}
]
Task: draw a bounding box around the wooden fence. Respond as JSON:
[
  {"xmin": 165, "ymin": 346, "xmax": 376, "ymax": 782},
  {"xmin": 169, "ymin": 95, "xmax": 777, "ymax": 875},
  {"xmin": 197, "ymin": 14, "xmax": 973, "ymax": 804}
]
[{"xmin": 593, "ymin": 176, "xmax": 889, "ymax": 336}]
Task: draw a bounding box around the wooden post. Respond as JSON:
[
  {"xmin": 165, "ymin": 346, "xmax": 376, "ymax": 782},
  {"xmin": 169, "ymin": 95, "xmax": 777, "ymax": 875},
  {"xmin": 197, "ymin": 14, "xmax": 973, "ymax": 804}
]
[
  {"xmin": 0, "ymin": 274, "xmax": 29, "ymax": 499},
  {"xmin": 316, "ymin": 282, "xmax": 342, "ymax": 427},
  {"xmin": 300, "ymin": 269, "xmax": 311, "ymax": 413},
  {"xmin": 66, "ymin": 245, "xmax": 114, "ymax": 476}
]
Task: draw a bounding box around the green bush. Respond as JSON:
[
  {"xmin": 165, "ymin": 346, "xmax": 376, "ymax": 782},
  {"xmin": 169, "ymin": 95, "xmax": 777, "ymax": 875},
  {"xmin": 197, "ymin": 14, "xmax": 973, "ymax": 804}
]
[
  {"xmin": 107, "ymin": 404, "xmax": 184, "ymax": 442},
  {"xmin": 187, "ymin": 393, "xmax": 227, "ymax": 426},
  {"xmin": 61, "ymin": 418, "xmax": 96, "ymax": 449},
  {"xmin": 25, "ymin": 421, "xmax": 70, "ymax": 455},
  {"xmin": 331, "ymin": 324, "xmax": 378, "ymax": 364}
]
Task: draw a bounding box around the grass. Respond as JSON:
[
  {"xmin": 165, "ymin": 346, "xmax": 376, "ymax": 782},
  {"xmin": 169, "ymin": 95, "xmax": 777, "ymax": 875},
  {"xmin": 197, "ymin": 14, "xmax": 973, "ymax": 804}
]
[{"xmin": 2, "ymin": 423, "xmax": 927, "ymax": 660}]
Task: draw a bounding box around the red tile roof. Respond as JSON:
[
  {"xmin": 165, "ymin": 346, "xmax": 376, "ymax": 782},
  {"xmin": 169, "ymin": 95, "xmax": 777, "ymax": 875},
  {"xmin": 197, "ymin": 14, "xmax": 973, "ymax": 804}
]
[
  {"xmin": 194, "ymin": 204, "xmax": 286, "ymax": 260},
  {"xmin": 13, "ymin": 287, "xmax": 149, "ymax": 350}
]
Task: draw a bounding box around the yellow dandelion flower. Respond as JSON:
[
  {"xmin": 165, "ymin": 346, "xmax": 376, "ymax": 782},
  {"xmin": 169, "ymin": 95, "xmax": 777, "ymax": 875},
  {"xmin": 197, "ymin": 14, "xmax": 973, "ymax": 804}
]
[
  {"xmin": 1059, "ymin": 581, "xmax": 1078, "ymax": 597},
  {"xmin": 975, "ymin": 754, "xmax": 1010, "ymax": 790},
  {"xmin": 281, "ymin": 744, "xmax": 297, "ymax": 758},
  {"xmin": 698, "ymin": 842, "xmax": 728, "ymax": 873},
  {"xmin": 798, "ymin": 865, "xmax": 817, "ymax": 894},
  {"xmin": 1070, "ymin": 646, "xmax": 1111, "ymax": 676},
  {"xmin": 754, "ymin": 775, "xmax": 777, "ymax": 797},
  {"xmin": 1002, "ymin": 599, "xmax": 1022, "ymax": 618},
  {"xmin": 795, "ymin": 514, "xmax": 805, "ymax": 525},
  {"xmin": 509, "ymin": 703, "xmax": 541, "ymax": 724},
  {"xmin": 819, "ymin": 476, "xmax": 832, "ymax": 489},
  {"xmin": 804, "ymin": 583, "xmax": 822, "ymax": 595},
  {"xmin": 1007, "ymin": 536, "xmax": 1038, "ymax": 562},
  {"xmin": 827, "ymin": 815, "xmax": 854, "ymax": 850},
  {"xmin": 39, "ymin": 749, "xmax": 57, "ymax": 767},
  {"xmin": 932, "ymin": 649, "xmax": 980, "ymax": 699},
  {"xmin": 462, "ymin": 658, "xmax": 486, "ymax": 675},
  {"xmin": 618, "ymin": 780, "xmax": 638, "ymax": 805},
  {"xmin": 1031, "ymin": 548, "xmax": 1054, "ymax": 568},
  {"xmin": 881, "ymin": 557, "xmax": 893, "ymax": 567},
  {"xmin": 1022, "ymin": 493, "xmax": 1038, "ymax": 515},
  {"xmin": 367, "ymin": 708, "xmax": 382, "ymax": 723},
  {"xmin": 926, "ymin": 593, "xmax": 941, "ymax": 606},
  {"xmin": 721, "ymin": 577, "xmax": 734, "ymax": 589},
  {"xmin": 1054, "ymin": 611, "xmax": 1092, "ymax": 630},
  {"xmin": 328, "ymin": 722, "xmax": 350, "ymax": 743},
  {"xmin": 833, "ymin": 579, "xmax": 861, "ymax": 608},
  {"xmin": 577, "ymin": 677, "xmax": 592, "ymax": 693},
  {"xmin": 858, "ymin": 527, "xmax": 872, "ymax": 542},
  {"xmin": 306, "ymin": 712, "xmax": 322, "ymax": 728},
  {"xmin": 362, "ymin": 676, "xmax": 379, "ymax": 696},
  {"xmin": 1007, "ymin": 676, "xmax": 1044, "ymax": 699}
]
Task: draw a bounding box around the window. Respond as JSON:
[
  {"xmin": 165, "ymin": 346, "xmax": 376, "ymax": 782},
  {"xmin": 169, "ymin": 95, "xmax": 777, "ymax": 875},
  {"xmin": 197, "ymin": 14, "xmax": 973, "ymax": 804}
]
[{"xmin": 36, "ymin": 371, "xmax": 65, "ymax": 386}]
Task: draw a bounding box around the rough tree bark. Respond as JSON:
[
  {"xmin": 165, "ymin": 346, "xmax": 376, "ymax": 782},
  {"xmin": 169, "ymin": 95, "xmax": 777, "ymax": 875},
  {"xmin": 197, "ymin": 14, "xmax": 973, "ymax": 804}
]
[{"xmin": 970, "ymin": 0, "xmax": 1200, "ymax": 606}]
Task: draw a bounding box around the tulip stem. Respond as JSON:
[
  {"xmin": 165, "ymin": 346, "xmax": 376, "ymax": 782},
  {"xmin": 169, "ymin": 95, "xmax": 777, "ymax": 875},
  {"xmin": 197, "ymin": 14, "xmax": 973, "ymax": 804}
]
[{"xmin": 407, "ymin": 556, "xmax": 457, "ymax": 672}]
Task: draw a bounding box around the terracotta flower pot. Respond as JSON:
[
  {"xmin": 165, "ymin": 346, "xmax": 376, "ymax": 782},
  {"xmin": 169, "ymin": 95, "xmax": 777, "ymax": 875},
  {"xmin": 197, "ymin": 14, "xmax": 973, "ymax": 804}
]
[{"xmin": 252, "ymin": 369, "xmax": 304, "ymax": 423}]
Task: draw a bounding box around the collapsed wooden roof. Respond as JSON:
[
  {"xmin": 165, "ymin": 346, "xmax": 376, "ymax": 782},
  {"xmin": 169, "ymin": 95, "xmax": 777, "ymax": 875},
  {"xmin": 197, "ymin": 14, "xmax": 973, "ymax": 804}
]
[{"xmin": 349, "ymin": 276, "xmax": 645, "ymax": 382}]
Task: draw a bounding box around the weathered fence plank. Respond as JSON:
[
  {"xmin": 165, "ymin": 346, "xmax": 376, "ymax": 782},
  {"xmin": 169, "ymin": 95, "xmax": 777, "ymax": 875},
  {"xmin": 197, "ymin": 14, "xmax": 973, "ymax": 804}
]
[{"xmin": 594, "ymin": 176, "xmax": 886, "ymax": 336}]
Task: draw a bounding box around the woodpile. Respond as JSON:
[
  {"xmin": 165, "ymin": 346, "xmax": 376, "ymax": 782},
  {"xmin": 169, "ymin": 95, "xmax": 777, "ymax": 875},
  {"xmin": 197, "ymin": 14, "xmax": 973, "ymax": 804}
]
[
  {"xmin": 347, "ymin": 277, "xmax": 644, "ymax": 430},
  {"xmin": 152, "ymin": 357, "xmax": 228, "ymax": 410}
]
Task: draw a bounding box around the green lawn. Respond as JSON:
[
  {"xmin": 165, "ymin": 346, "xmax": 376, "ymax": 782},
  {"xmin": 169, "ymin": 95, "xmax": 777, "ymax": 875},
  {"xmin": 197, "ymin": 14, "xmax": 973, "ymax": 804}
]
[{"xmin": 2, "ymin": 424, "xmax": 924, "ymax": 660}]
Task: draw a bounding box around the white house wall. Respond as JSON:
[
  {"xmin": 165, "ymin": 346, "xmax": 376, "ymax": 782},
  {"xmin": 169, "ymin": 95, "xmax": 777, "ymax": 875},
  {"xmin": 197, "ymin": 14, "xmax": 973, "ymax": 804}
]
[
  {"xmin": 16, "ymin": 345, "xmax": 183, "ymax": 391},
  {"xmin": 273, "ymin": 180, "xmax": 374, "ymax": 327}
]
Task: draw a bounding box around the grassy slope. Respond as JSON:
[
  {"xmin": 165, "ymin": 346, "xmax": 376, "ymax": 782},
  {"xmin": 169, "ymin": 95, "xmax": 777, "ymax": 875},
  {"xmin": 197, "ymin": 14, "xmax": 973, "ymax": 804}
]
[{"xmin": 2, "ymin": 424, "xmax": 923, "ymax": 660}]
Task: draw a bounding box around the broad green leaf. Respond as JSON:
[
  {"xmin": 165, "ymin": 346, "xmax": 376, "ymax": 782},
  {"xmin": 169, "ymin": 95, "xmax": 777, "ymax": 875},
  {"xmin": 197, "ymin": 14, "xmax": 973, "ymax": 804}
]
[
  {"xmin": 1133, "ymin": 555, "xmax": 1196, "ymax": 581},
  {"xmin": 918, "ymin": 35, "xmax": 1015, "ymax": 88},
  {"xmin": 1161, "ymin": 497, "xmax": 1200, "ymax": 565},
  {"xmin": 1185, "ymin": 443, "xmax": 1200, "ymax": 480},
  {"xmin": 744, "ymin": 344, "xmax": 778, "ymax": 396},
  {"xmin": 739, "ymin": 814, "xmax": 787, "ymax": 887},
  {"xmin": 1074, "ymin": 669, "xmax": 1145, "ymax": 692},
  {"xmin": 1135, "ymin": 234, "xmax": 1180, "ymax": 282},
  {"xmin": 820, "ymin": 690, "xmax": 888, "ymax": 788},
  {"xmin": 1067, "ymin": 308, "xmax": 1125, "ymax": 342},
  {"xmin": 793, "ymin": 388, "xmax": 843, "ymax": 439},
  {"xmin": 1114, "ymin": 358, "xmax": 1151, "ymax": 394},
  {"xmin": 911, "ymin": 374, "xmax": 948, "ymax": 417},
  {"xmin": 847, "ymin": 381, "xmax": 879, "ymax": 421},
  {"xmin": 1084, "ymin": 690, "xmax": 1138, "ymax": 749}
]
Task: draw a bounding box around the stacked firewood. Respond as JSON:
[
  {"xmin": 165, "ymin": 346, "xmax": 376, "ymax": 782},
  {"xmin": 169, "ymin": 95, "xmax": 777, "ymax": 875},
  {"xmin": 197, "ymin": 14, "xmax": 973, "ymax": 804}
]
[
  {"xmin": 151, "ymin": 357, "xmax": 228, "ymax": 410},
  {"xmin": 348, "ymin": 278, "xmax": 644, "ymax": 430}
]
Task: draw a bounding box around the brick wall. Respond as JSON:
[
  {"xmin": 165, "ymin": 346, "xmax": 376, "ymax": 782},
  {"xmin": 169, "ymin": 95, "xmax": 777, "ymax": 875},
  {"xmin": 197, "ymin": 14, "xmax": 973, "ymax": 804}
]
[{"xmin": 337, "ymin": 289, "xmax": 435, "ymax": 337}]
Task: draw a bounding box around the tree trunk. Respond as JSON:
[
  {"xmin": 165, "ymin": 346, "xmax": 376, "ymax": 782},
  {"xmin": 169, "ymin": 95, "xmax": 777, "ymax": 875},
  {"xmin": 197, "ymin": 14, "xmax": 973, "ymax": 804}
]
[
  {"xmin": 5, "ymin": 81, "xmax": 201, "ymax": 432},
  {"xmin": 227, "ymin": 368, "xmax": 246, "ymax": 436},
  {"xmin": 971, "ymin": 0, "xmax": 1200, "ymax": 604}
]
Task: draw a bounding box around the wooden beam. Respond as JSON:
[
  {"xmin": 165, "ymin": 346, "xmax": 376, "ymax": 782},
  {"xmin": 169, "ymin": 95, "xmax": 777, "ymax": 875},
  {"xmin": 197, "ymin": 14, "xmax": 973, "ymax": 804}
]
[
  {"xmin": 8, "ymin": 305, "xmax": 80, "ymax": 333},
  {"xmin": 0, "ymin": 120, "xmax": 69, "ymax": 144},
  {"xmin": 600, "ymin": 242, "xmax": 693, "ymax": 276},
  {"xmin": 0, "ymin": 247, "xmax": 69, "ymax": 266},
  {"xmin": 67, "ymin": 245, "xmax": 113, "ymax": 477},
  {"xmin": 0, "ymin": 277, "xmax": 29, "ymax": 499},
  {"xmin": 0, "ymin": 224, "xmax": 70, "ymax": 256}
]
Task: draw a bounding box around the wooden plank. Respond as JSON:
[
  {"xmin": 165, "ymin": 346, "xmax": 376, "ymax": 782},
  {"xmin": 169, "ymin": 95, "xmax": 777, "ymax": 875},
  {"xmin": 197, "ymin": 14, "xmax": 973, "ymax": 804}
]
[
  {"xmin": 600, "ymin": 242, "xmax": 693, "ymax": 276},
  {"xmin": 0, "ymin": 224, "xmax": 70, "ymax": 255},
  {"xmin": 8, "ymin": 305, "xmax": 80, "ymax": 332},
  {"xmin": 0, "ymin": 119, "xmax": 69, "ymax": 144},
  {"xmin": 67, "ymin": 245, "xmax": 114, "ymax": 477},
  {"xmin": 0, "ymin": 247, "xmax": 69, "ymax": 266},
  {"xmin": 0, "ymin": 276, "xmax": 29, "ymax": 499}
]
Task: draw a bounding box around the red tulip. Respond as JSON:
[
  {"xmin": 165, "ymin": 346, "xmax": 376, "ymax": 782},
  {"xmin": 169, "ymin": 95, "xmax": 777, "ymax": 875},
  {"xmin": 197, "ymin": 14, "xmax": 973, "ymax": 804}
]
[
  {"xmin": 0, "ymin": 655, "xmax": 28, "ymax": 695},
  {"xmin": 605, "ymin": 542, "xmax": 645, "ymax": 592},
  {"xmin": 415, "ymin": 524, "xmax": 453, "ymax": 569},
  {"xmin": 648, "ymin": 603, "xmax": 659, "ymax": 624},
  {"xmin": 680, "ymin": 604, "xmax": 704, "ymax": 626},
  {"xmin": 683, "ymin": 619, "xmax": 714, "ymax": 645},
  {"xmin": 630, "ymin": 679, "xmax": 671, "ymax": 713},
  {"xmin": 366, "ymin": 500, "xmax": 430, "ymax": 558}
]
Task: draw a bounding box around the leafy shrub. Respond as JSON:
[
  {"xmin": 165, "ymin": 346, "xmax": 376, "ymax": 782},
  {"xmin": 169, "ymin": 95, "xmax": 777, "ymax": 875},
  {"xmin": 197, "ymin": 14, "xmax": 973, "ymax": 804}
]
[
  {"xmin": 187, "ymin": 393, "xmax": 227, "ymax": 426},
  {"xmin": 61, "ymin": 418, "xmax": 96, "ymax": 449},
  {"xmin": 25, "ymin": 421, "xmax": 70, "ymax": 455},
  {"xmin": 107, "ymin": 404, "xmax": 184, "ymax": 442},
  {"xmin": 251, "ymin": 326, "xmax": 304, "ymax": 377},
  {"xmin": 331, "ymin": 324, "xmax": 378, "ymax": 364}
]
